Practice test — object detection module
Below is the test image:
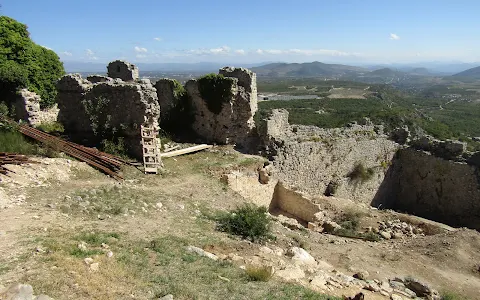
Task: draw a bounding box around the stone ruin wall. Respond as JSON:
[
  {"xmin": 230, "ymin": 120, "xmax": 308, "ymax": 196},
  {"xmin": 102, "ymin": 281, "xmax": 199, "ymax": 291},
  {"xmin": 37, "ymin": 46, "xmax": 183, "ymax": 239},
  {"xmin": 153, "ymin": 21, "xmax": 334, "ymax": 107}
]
[
  {"xmin": 182, "ymin": 67, "xmax": 257, "ymax": 147},
  {"xmin": 259, "ymin": 108, "xmax": 480, "ymax": 230},
  {"xmin": 14, "ymin": 89, "xmax": 59, "ymax": 126},
  {"xmin": 373, "ymin": 148, "xmax": 480, "ymax": 230},
  {"xmin": 56, "ymin": 61, "xmax": 159, "ymax": 159},
  {"xmin": 260, "ymin": 109, "xmax": 400, "ymax": 204}
]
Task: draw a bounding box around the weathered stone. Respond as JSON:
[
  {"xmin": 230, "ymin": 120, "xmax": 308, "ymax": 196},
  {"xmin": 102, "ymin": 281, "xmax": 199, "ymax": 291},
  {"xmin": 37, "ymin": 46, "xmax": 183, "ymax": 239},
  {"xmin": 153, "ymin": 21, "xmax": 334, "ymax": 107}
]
[
  {"xmin": 0, "ymin": 283, "xmax": 34, "ymax": 299},
  {"xmin": 185, "ymin": 67, "xmax": 257, "ymax": 147},
  {"xmin": 390, "ymin": 126, "xmax": 410, "ymax": 145},
  {"xmin": 158, "ymin": 294, "xmax": 174, "ymax": 300},
  {"xmin": 258, "ymin": 162, "xmax": 273, "ymax": 184},
  {"xmin": 259, "ymin": 109, "xmax": 399, "ymax": 203},
  {"xmin": 89, "ymin": 262, "xmax": 100, "ymax": 272},
  {"xmin": 107, "ymin": 60, "xmax": 139, "ymax": 81},
  {"xmin": 353, "ymin": 270, "xmax": 369, "ymax": 280},
  {"xmin": 84, "ymin": 257, "xmax": 94, "ymax": 265},
  {"xmin": 391, "ymin": 294, "xmax": 404, "ymax": 300},
  {"xmin": 322, "ymin": 221, "xmax": 341, "ymax": 233},
  {"xmin": 57, "ymin": 62, "xmax": 160, "ymax": 160},
  {"xmin": 34, "ymin": 295, "xmax": 54, "ymax": 300},
  {"xmin": 155, "ymin": 78, "xmax": 180, "ymax": 122},
  {"xmin": 186, "ymin": 245, "xmax": 218, "ymax": 260},
  {"xmin": 275, "ymin": 265, "xmax": 305, "ymax": 281},
  {"xmin": 380, "ymin": 231, "xmax": 392, "ymax": 240},
  {"xmin": 286, "ymin": 247, "xmax": 316, "ymax": 265},
  {"xmin": 404, "ymin": 278, "xmax": 439, "ymax": 298},
  {"xmin": 14, "ymin": 89, "xmax": 57, "ymax": 126}
]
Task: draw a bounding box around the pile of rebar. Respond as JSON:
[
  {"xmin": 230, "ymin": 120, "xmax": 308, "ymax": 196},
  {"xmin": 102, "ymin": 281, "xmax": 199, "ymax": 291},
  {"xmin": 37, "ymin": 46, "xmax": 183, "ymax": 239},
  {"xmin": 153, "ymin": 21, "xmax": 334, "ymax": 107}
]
[
  {"xmin": 16, "ymin": 124, "xmax": 127, "ymax": 180},
  {"xmin": 0, "ymin": 152, "xmax": 30, "ymax": 175}
]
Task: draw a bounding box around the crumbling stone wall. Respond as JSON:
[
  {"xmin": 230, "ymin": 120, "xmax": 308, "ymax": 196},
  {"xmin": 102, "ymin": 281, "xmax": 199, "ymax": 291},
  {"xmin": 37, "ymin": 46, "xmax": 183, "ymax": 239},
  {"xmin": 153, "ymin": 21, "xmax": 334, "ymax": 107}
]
[
  {"xmin": 14, "ymin": 89, "xmax": 58, "ymax": 126},
  {"xmin": 372, "ymin": 148, "xmax": 480, "ymax": 229},
  {"xmin": 57, "ymin": 62, "xmax": 159, "ymax": 159},
  {"xmin": 107, "ymin": 60, "xmax": 139, "ymax": 81},
  {"xmin": 182, "ymin": 67, "xmax": 257, "ymax": 146},
  {"xmin": 260, "ymin": 109, "xmax": 400, "ymax": 203}
]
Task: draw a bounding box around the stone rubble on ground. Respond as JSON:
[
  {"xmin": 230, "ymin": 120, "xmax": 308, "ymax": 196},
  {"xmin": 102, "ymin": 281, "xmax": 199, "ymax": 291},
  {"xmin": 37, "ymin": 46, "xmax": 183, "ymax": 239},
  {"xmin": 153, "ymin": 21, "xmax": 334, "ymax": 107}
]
[
  {"xmin": 186, "ymin": 246, "xmax": 218, "ymax": 261},
  {"xmin": 0, "ymin": 283, "xmax": 54, "ymax": 300}
]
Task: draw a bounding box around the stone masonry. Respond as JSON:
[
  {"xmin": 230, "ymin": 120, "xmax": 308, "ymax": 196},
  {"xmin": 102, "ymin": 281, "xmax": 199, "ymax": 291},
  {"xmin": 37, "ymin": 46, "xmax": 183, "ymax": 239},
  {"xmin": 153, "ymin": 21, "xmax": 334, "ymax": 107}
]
[
  {"xmin": 57, "ymin": 62, "xmax": 159, "ymax": 159},
  {"xmin": 14, "ymin": 89, "xmax": 59, "ymax": 126},
  {"xmin": 183, "ymin": 67, "xmax": 257, "ymax": 146},
  {"xmin": 259, "ymin": 109, "xmax": 400, "ymax": 203},
  {"xmin": 107, "ymin": 60, "xmax": 139, "ymax": 81}
]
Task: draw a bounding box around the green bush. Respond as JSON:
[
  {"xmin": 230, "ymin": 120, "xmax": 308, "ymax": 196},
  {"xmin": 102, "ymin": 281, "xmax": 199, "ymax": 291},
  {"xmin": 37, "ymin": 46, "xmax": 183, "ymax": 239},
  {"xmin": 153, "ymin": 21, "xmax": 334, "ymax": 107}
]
[
  {"xmin": 0, "ymin": 16, "xmax": 65, "ymax": 108},
  {"xmin": 198, "ymin": 73, "xmax": 234, "ymax": 114},
  {"xmin": 36, "ymin": 121, "xmax": 64, "ymax": 134},
  {"xmin": 0, "ymin": 129, "xmax": 37, "ymax": 154},
  {"xmin": 245, "ymin": 265, "xmax": 274, "ymax": 282},
  {"xmin": 348, "ymin": 163, "xmax": 375, "ymax": 183},
  {"xmin": 216, "ymin": 204, "xmax": 273, "ymax": 242}
]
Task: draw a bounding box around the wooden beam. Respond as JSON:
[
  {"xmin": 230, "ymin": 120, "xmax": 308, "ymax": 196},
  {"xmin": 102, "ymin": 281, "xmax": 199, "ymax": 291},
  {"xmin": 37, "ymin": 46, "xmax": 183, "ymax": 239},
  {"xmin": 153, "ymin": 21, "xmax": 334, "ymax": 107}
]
[{"xmin": 160, "ymin": 144, "xmax": 213, "ymax": 158}]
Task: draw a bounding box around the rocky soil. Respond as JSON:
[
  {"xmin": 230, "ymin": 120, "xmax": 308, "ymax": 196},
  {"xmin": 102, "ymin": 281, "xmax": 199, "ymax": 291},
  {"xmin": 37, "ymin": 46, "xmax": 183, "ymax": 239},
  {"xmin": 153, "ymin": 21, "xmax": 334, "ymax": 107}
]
[{"xmin": 1, "ymin": 149, "xmax": 479, "ymax": 299}]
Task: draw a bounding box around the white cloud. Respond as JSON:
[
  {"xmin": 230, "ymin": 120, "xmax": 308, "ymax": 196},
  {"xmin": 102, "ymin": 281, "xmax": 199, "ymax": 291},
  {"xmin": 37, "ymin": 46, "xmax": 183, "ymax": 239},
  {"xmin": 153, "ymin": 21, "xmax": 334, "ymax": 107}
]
[
  {"xmin": 235, "ymin": 49, "xmax": 246, "ymax": 55},
  {"xmin": 61, "ymin": 51, "xmax": 72, "ymax": 56},
  {"xmin": 134, "ymin": 46, "xmax": 148, "ymax": 53},
  {"xmin": 188, "ymin": 46, "xmax": 231, "ymax": 55},
  {"xmin": 85, "ymin": 49, "xmax": 98, "ymax": 60},
  {"xmin": 153, "ymin": 37, "xmax": 162, "ymax": 41},
  {"xmin": 390, "ymin": 33, "xmax": 400, "ymax": 40},
  {"xmin": 254, "ymin": 48, "xmax": 355, "ymax": 56}
]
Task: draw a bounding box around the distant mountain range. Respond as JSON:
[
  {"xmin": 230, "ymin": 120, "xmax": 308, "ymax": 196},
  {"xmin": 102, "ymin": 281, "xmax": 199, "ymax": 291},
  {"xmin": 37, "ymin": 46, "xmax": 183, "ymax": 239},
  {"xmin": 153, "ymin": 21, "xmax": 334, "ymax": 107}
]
[
  {"xmin": 62, "ymin": 60, "xmax": 480, "ymax": 79},
  {"xmin": 452, "ymin": 66, "xmax": 480, "ymax": 79},
  {"xmin": 250, "ymin": 61, "xmax": 367, "ymax": 77},
  {"xmin": 62, "ymin": 61, "xmax": 269, "ymax": 73}
]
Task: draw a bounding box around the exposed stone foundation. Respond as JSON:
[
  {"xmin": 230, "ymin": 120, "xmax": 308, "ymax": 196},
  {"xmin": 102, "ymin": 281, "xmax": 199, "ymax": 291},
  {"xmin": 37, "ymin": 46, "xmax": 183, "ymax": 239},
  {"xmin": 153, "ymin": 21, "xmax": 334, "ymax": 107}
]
[
  {"xmin": 373, "ymin": 148, "xmax": 480, "ymax": 230},
  {"xmin": 260, "ymin": 109, "xmax": 400, "ymax": 203}
]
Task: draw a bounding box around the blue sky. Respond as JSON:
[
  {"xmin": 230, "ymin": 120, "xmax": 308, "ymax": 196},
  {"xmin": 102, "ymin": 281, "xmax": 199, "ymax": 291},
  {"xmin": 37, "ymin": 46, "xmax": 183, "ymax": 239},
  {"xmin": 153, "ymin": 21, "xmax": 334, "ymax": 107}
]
[{"xmin": 2, "ymin": 0, "xmax": 480, "ymax": 64}]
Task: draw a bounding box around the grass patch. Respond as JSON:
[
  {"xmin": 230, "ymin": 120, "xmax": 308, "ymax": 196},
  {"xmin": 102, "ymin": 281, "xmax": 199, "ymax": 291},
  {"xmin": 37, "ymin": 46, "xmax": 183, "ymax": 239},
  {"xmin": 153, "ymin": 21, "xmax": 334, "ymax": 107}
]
[
  {"xmin": 347, "ymin": 162, "xmax": 375, "ymax": 183},
  {"xmin": 61, "ymin": 185, "xmax": 158, "ymax": 218},
  {"xmin": 441, "ymin": 292, "xmax": 469, "ymax": 300},
  {"xmin": 36, "ymin": 121, "xmax": 64, "ymax": 133},
  {"xmin": 0, "ymin": 129, "xmax": 38, "ymax": 154},
  {"xmin": 216, "ymin": 203, "xmax": 274, "ymax": 242},
  {"xmin": 246, "ymin": 265, "xmax": 274, "ymax": 282}
]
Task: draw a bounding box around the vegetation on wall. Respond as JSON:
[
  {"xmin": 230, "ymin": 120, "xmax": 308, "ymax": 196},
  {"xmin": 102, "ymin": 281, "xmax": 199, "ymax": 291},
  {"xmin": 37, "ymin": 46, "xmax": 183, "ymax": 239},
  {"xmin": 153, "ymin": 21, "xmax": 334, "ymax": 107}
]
[
  {"xmin": 0, "ymin": 16, "xmax": 65, "ymax": 109},
  {"xmin": 348, "ymin": 162, "xmax": 375, "ymax": 183},
  {"xmin": 160, "ymin": 79, "xmax": 194, "ymax": 133},
  {"xmin": 198, "ymin": 73, "xmax": 234, "ymax": 114}
]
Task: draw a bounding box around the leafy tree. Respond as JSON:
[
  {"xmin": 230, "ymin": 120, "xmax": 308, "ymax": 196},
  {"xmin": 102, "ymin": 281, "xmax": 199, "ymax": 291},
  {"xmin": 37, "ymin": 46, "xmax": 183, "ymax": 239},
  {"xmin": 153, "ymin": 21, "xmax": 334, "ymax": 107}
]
[{"xmin": 0, "ymin": 16, "xmax": 65, "ymax": 108}]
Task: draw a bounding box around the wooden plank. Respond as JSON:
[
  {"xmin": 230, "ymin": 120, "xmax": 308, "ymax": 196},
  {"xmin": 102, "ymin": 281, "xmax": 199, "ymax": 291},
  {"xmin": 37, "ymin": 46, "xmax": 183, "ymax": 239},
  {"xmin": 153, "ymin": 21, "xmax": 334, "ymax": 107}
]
[
  {"xmin": 160, "ymin": 144, "xmax": 213, "ymax": 158},
  {"xmin": 163, "ymin": 145, "xmax": 180, "ymax": 153}
]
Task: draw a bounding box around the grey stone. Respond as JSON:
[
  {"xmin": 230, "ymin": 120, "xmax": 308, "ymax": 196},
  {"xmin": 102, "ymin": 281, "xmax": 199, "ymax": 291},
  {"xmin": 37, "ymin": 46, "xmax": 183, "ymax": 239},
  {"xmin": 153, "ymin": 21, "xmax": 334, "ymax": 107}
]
[
  {"xmin": 184, "ymin": 67, "xmax": 257, "ymax": 147},
  {"xmin": 405, "ymin": 278, "xmax": 439, "ymax": 298},
  {"xmin": 380, "ymin": 231, "xmax": 392, "ymax": 240},
  {"xmin": 158, "ymin": 294, "xmax": 173, "ymax": 300},
  {"xmin": 107, "ymin": 60, "xmax": 139, "ymax": 81},
  {"xmin": 34, "ymin": 295, "xmax": 54, "ymax": 300},
  {"xmin": 57, "ymin": 63, "xmax": 160, "ymax": 160},
  {"xmin": 186, "ymin": 246, "xmax": 218, "ymax": 260},
  {"xmin": 0, "ymin": 283, "xmax": 34, "ymax": 300},
  {"xmin": 322, "ymin": 221, "xmax": 341, "ymax": 233},
  {"xmin": 353, "ymin": 270, "xmax": 369, "ymax": 280}
]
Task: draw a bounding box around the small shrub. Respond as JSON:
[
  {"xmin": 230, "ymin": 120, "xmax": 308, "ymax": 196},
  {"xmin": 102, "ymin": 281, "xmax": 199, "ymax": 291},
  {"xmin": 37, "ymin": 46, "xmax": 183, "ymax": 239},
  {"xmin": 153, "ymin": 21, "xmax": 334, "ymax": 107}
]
[
  {"xmin": 101, "ymin": 137, "xmax": 127, "ymax": 157},
  {"xmin": 36, "ymin": 121, "xmax": 64, "ymax": 133},
  {"xmin": 441, "ymin": 291, "xmax": 468, "ymax": 300},
  {"xmin": 198, "ymin": 73, "xmax": 235, "ymax": 114},
  {"xmin": 0, "ymin": 129, "xmax": 38, "ymax": 154},
  {"xmin": 245, "ymin": 265, "xmax": 273, "ymax": 282},
  {"xmin": 216, "ymin": 204, "xmax": 273, "ymax": 242},
  {"xmin": 348, "ymin": 162, "xmax": 375, "ymax": 183}
]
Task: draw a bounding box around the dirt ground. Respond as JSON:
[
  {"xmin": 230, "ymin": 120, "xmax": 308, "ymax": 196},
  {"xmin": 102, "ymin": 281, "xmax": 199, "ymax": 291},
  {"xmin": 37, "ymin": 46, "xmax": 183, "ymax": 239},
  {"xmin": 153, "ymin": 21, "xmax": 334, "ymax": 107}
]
[{"xmin": 1, "ymin": 147, "xmax": 480, "ymax": 299}]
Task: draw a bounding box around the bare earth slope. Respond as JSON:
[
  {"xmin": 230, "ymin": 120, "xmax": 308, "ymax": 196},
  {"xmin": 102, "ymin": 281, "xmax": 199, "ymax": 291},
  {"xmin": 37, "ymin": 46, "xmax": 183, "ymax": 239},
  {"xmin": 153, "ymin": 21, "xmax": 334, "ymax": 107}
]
[{"xmin": 1, "ymin": 148, "xmax": 479, "ymax": 299}]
